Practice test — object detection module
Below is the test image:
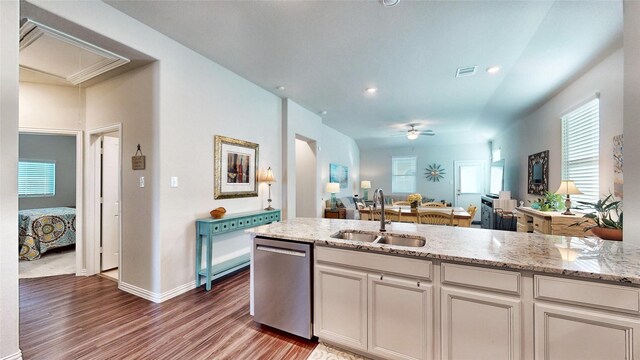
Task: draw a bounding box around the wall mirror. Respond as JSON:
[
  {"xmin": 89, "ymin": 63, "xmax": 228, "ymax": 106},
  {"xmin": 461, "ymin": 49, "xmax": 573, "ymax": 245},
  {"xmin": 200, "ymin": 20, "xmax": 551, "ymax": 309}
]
[{"xmin": 528, "ymin": 150, "xmax": 549, "ymax": 195}]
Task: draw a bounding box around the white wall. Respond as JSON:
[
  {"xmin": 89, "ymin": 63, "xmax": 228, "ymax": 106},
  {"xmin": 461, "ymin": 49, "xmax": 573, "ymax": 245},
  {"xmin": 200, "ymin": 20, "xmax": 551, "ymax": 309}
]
[
  {"xmin": 360, "ymin": 143, "xmax": 490, "ymax": 204},
  {"xmin": 283, "ymin": 99, "xmax": 360, "ymax": 219},
  {"xmin": 85, "ymin": 64, "xmax": 158, "ymax": 291},
  {"xmin": 492, "ymin": 48, "xmax": 624, "ymax": 204},
  {"xmin": 295, "ymin": 138, "xmax": 317, "ymax": 218},
  {"xmin": 624, "ymin": 1, "xmax": 640, "ymax": 245},
  {"xmin": 0, "ymin": 0, "xmax": 21, "ymax": 358},
  {"xmin": 19, "ymin": 134, "xmax": 76, "ymax": 210},
  {"xmin": 28, "ymin": 1, "xmax": 284, "ymax": 296},
  {"xmin": 19, "ymin": 82, "xmax": 85, "ymax": 131}
]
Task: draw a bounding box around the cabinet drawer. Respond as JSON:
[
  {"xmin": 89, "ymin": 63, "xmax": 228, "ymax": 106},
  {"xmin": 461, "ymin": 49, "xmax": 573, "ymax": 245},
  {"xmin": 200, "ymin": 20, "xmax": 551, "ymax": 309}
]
[
  {"xmin": 316, "ymin": 246, "xmax": 431, "ymax": 280},
  {"xmin": 441, "ymin": 262, "xmax": 521, "ymax": 295},
  {"xmin": 534, "ymin": 275, "xmax": 640, "ymax": 314},
  {"xmin": 532, "ymin": 217, "xmax": 549, "ymax": 234}
]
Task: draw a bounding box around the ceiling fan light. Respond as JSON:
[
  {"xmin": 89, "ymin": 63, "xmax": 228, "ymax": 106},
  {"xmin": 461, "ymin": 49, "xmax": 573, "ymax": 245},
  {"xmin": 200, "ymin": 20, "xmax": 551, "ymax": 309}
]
[{"xmin": 407, "ymin": 130, "xmax": 419, "ymax": 140}]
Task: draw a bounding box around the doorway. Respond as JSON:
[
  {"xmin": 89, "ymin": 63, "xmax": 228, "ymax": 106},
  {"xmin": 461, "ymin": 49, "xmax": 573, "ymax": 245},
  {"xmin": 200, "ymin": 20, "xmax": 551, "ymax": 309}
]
[
  {"xmin": 88, "ymin": 126, "xmax": 122, "ymax": 281},
  {"xmin": 295, "ymin": 136, "xmax": 318, "ymax": 218},
  {"xmin": 454, "ymin": 160, "xmax": 486, "ymax": 222},
  {"xmin": 17, "ymin": 128, "xmax": 83, "ymax": 278}
]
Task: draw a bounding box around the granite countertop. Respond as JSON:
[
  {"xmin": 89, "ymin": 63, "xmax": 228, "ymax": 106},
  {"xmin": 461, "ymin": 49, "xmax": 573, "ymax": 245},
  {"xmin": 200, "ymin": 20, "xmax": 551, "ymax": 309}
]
[{"xmin": 247, "ymin": 218, "xmax": 640, "ymax": 285}]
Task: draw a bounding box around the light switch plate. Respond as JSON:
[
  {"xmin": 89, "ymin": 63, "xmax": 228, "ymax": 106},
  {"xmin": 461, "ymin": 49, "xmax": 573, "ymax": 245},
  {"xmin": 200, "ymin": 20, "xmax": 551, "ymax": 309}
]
[
  {"xmin": 139, "ymin": 176, "xmax": 145, "ymax": 188},
  {"xmin": 170, "ymin": 176, "xmax": 178, "ymax": 188}
]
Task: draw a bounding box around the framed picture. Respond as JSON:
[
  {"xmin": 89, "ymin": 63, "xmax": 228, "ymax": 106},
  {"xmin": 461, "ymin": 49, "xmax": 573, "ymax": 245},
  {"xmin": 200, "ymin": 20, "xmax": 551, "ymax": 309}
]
[
  {"xmin": 214, "ymin": 135, "xmax": 259, "ymax": 199},
  {"xmin": 527, "ymin": 150, "xmax": 549, "ymax": 195},
  {"xmin": 329, "ymin": 163, "xmax": 349, "ymax": 189}
]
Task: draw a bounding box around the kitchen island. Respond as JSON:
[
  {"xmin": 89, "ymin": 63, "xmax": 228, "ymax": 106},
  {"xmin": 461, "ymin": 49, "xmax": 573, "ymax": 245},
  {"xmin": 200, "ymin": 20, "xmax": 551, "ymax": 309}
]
[{"xmin": 248, "ymin": 218, "xmax": 640, "ymax": 360}]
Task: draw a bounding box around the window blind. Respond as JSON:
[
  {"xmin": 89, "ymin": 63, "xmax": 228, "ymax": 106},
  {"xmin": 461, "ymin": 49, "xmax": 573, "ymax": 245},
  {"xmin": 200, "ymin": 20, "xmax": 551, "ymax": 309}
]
[
  {"xmin": 561, "ymin": 98, "xmax": 599, "ymax": 204},
  {"xmin": 18, "ymin": 160, "xmax": 56, "ymax": 197},
  {"xmin": 391, "ymin": 156, "xmax": 416, "ymax": 193}
]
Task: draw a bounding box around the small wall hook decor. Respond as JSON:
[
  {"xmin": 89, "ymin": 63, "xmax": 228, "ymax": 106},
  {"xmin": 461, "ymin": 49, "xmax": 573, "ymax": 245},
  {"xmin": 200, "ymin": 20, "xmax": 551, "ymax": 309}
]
[{"xmin": 132, "ymin": 144, "xmax": 146, "ymax": 170}]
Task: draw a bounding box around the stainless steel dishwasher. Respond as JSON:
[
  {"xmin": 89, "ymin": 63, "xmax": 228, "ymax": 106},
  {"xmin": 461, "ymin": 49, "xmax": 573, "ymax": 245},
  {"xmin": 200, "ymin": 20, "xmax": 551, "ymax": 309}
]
[{"xmin": 253, "ymin": 237, "xmax": 312, "ymax": 339}]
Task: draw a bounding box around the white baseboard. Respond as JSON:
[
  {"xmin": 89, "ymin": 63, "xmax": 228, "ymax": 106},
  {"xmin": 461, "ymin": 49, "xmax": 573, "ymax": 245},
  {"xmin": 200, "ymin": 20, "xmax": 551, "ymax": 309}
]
[
  {"xmin": 119, "ymin": 281, "xmax": 196, "ymax": 303},
  {"xmin": 1, "ymin": 350, "xmax": 22, "ymax": 360}
]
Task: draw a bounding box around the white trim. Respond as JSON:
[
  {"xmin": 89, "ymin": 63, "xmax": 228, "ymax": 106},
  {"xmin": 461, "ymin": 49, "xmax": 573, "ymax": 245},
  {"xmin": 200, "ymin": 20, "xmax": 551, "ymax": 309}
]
[
  {"xmin": 85, "ymin": 124, "xmax": 122, "ymax": 287},
  {"xmin": 119, "ymin": 281, "xmax": 196, "ymax": 304},
  {"xmin": 19, "ymin": 127, "xmax": 84, "ymax": 276},
  {"xmin": 0, "ymin": 350, "xmax": 23, "ymax": 360}
]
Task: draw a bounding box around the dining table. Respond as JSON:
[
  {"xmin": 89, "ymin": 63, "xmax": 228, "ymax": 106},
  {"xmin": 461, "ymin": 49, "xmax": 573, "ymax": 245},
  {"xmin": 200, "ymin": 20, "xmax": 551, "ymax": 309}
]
[{"xmin": 359, "ymin": 206, "xmax": 472, "ymax": 227}]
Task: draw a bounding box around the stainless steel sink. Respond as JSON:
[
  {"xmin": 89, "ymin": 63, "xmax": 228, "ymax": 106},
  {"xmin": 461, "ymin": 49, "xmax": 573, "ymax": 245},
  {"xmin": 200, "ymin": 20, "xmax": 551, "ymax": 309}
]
[
  {"xmin": 331, "ymin": 230, "xmax": 426, "ymax": 247},
  {"xmin": 331, "ymin": 231, "xmax": 380, "ymax": 242},
  {"xmin": 376, "ymin": 235, "xmax": 426, "ymax": 247}
]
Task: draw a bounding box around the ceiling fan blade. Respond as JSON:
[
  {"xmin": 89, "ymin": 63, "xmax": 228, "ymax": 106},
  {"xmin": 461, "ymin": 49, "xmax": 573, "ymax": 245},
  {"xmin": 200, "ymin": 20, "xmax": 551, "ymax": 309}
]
[{"xmin": 420, "ymin": 132, "xmax": 435, "ymax": 136}]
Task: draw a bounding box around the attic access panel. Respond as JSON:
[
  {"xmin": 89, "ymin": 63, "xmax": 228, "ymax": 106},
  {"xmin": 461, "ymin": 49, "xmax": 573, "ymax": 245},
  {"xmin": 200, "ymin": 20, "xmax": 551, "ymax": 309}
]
[{"xmin": 19, "ymin": 19, "xmax": 130, "ymax": 85}]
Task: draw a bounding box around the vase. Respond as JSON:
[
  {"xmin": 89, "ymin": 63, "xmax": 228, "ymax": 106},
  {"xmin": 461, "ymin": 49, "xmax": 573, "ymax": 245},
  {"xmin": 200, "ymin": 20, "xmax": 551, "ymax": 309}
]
[
  {"xmin": 590, "ymin": 227, "xmax": 623, "ymax": 241},
  {"xmin": 411, "ymin": 201, "xmax": 419, "ymax": 210}
]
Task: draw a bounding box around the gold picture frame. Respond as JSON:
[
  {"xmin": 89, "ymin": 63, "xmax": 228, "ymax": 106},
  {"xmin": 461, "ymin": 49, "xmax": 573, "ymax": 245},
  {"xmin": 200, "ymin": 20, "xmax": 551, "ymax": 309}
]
[{"xmin": 214, "ymin": 135, "xmax": 259, "ymax": 199}]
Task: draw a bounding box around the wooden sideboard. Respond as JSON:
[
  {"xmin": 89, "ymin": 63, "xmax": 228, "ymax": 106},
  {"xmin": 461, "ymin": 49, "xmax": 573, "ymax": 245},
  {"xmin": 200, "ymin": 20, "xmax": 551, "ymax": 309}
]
[{"xmin": 515, "ymin": 207, "xmax": 593, "ymax": 237}]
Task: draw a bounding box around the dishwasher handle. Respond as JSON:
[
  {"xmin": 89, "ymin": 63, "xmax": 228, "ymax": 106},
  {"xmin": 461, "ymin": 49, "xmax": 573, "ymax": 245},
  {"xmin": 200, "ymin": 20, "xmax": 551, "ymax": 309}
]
[{"xmin": 256, "ymin": 245, "xmax": 307, "ymax": 257}]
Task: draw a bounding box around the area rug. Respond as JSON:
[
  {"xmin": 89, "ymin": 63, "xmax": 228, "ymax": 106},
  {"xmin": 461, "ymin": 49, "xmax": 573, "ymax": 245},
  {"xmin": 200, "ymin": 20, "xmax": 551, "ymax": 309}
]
[
  {"xmin": 19, "ymin": 248, "xmax": 75, "ymax": 278},
  {"xmin": 306, "ymin": 343, "xmax": 370, "ymax": 360}
]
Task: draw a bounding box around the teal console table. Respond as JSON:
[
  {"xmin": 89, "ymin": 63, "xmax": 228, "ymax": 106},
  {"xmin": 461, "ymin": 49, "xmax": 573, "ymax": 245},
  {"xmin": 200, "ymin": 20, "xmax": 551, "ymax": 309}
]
[{"xmin": 196, "ymin": 209, "xmax": 280, "ymax": 291}]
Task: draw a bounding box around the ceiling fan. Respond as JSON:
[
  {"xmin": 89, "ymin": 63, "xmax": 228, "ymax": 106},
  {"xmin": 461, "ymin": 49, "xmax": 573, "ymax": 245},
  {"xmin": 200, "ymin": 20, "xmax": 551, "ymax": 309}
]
[{"xmin": 392, "ymin": 124, "xmax": 435, "ymax": 140}]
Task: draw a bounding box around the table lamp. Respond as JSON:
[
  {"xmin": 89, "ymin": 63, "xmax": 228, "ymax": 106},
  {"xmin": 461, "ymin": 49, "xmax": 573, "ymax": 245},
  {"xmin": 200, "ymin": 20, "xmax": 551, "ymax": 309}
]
[
  {"xmin": 361, "ymin": 180, "xmax": 371, "ymax": 201},
  {"xmin": 555, "ymin": 180, "xmax": 582, "ymax": 215},
  {"xmin": 326, "ymin": 182, "xmax": 340, "ymax": 210},
  {"xmin": 261, "ymin": 167, "xmax": 276, "ymax": 210}
]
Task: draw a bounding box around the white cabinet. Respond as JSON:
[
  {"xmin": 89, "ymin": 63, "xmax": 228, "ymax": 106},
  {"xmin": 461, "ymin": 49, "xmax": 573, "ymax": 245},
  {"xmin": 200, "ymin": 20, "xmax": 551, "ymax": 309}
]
[
  {"xmin": 534, "ymin": 303, "xmax": 639, "ymax": 360},
  {"xmin": 441, "ymin": 287, "xmax": 522, "ymax": 360},
  {"xmin": 314, "ymin": 263, "xmax": 368, "ymax": 351},
  {"xmin": 315, "ymin": 246, "xmax": 433, "ymax": 359},
  {"xmin": 369, "ymin": 274, "xmax": 432, "ymax": 360}
]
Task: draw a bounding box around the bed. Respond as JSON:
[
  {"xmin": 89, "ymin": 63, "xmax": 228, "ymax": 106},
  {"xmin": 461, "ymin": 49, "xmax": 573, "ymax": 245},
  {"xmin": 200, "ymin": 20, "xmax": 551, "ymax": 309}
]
[{"xmin": 19, "ymin": 207, "xmax": 76, "ymax": 261}]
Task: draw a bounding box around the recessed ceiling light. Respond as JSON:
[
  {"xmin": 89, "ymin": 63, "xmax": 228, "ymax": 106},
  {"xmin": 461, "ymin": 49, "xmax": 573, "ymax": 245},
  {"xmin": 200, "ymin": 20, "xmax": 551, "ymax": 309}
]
[
  {"xmin": 276, "ymin": 85, "xmax": 285, "ymax": 91},
  {"xmin": 364, "ymin": 87, "xmax": 378, "ymax": 94},
  {"xmin": 319, "ymin": 110, "xmax": 328, "ymax": 115},
  {"xmin": 486, "ymin": 66, "xmax": 501, "ymax": 74},
  {"xmin": 380, "ymin": 0, "xmax": 400, "ymax": 7}
]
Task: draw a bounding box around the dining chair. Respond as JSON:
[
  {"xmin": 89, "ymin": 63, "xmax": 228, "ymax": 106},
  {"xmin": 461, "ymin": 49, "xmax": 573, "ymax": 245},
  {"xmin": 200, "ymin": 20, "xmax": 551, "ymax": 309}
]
[
  {"xmin": 466, "ymin": 204, "xmax": 477, "ymax": 220},
  {"xmin": 417, "ymin": 210, "xmax": 454, "ymax": 226},
  {"xmin": 369, "ymin": 207, "xmax": 401, "ymax": 222},
  {"xmin": 421, "ymin": 202, "xmax": 445, "ymax": 208}
]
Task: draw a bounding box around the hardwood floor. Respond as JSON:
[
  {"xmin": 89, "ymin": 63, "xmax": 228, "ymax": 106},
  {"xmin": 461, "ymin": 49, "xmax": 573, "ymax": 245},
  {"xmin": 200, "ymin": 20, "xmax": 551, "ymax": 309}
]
[{"xmin": 20, "ymin": 270, "xmax": 318, "ymax": 360}]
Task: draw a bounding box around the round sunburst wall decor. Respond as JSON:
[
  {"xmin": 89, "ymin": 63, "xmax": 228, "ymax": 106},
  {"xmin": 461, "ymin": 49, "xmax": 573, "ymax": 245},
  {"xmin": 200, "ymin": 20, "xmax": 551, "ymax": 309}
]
[{"xmin": 425, "ymin": 163, "xmax": 445, "ymax": 182}]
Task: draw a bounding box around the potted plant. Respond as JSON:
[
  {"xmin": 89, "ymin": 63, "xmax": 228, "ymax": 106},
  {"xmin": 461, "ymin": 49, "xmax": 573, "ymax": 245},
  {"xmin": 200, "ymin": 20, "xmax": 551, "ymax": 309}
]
[
  {"xmin": 407, "ymin": 193, "xmax": 422, "ymax": 210},
  {"xmin": 530, "ymin": 191, "xmax": 566, "ymax": 212},
  {"xmin": 572, "ymin": 193, "xmax": 623, "ymax": 241}
]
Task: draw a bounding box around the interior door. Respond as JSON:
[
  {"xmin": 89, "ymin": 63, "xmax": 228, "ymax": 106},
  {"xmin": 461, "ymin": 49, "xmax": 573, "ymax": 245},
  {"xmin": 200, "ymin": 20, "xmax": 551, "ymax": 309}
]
[
  {"xmin": 101, "ymin": 135, "xmax": 120, "ymax": 271},
  {"xmin": 454, "ymin": 160, "xmax": 485, "ymax": 222}
]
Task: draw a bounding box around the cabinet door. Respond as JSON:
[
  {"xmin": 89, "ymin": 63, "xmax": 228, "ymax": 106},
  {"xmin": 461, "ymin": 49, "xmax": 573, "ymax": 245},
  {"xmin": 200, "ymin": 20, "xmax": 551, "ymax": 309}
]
[
  {"xmin": 534, "ymin": 303, "xmax": 639, "ymax": 360},
  {"xmin": 368, "ymin": 274, "xmax": 432, "ymax": 360},
  {"xmin": 315, "ymin": 264, "xmax": 368, "ymax": 351},
  {"xmin": 441, "ymin": 287, "xmax": 522, "ymax": 360}
]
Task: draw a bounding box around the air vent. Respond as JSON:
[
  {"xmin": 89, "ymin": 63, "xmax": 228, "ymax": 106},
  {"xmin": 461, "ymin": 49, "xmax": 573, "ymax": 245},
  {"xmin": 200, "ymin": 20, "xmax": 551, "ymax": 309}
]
[
  {"xmin": 19, "ymin": 19, "xmax": 130, "ymax": 85},
  {"xmin": 455, "ymin": 66, "xmax": 478, "ymax": 78}
]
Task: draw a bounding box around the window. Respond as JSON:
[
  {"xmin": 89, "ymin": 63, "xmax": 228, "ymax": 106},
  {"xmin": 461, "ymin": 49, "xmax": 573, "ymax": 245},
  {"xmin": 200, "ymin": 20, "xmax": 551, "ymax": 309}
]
[
  {"xmin": 561, "ymin": 97, "xmax": 599, "ymax": 204},
  {"xmin": 391, "ymin": 156, "xmax": 416, "ymax": 193},
  {"xmin": 18, "ymin": 160, "xmax": 56, "ymax": 197}
]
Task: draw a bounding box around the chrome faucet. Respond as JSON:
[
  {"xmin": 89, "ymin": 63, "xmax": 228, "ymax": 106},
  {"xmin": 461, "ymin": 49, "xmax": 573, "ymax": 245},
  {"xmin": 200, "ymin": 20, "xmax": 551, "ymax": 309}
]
[{"xmin": 373, "ymin": 188, "xmax": 387, "ymax": 232}]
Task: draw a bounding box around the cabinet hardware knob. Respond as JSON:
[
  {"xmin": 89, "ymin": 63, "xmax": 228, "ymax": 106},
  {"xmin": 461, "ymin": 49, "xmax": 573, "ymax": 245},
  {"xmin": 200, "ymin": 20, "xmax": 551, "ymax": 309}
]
[
  {"xmin": 380, "ymin": 274, "xmax": 384, "ymax": 280},
  {"xmin": 417, "ymin": 280, "xmax": 420, "ymax": 287}
]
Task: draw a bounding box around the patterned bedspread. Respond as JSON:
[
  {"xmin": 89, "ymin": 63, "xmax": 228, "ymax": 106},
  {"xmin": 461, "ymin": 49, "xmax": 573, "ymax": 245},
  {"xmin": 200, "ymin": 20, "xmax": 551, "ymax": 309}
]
[{"xmin": 19, "ymin": 207, "xmax": 76, "ymax": 261}]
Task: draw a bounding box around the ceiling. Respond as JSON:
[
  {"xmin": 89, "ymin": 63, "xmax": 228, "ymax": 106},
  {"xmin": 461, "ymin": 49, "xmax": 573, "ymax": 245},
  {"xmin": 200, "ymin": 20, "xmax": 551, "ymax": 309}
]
[{"xmin": 105, "ymin": 0, "xmax": 622, "ymax": 148}]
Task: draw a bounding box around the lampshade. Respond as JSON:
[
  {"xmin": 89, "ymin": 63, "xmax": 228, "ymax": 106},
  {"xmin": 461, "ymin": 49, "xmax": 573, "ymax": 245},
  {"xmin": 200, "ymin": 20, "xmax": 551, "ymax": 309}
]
[
  {"xmin": 326, "ymin": 182, "xmax": 340, "ymax": 193},
  {"xmin": 407, "ymin": 130, "xmax": 419, "ymax": 140},
  {"xmin": 361, "ymin": 180, "xmax": 371, "ymax": 189},
  {"xmin": 261, "ymin": 167, "xmax": 276, "ymax": 183},
  {"xmin": 555, "ymin": 180, "xmax": 583, "ymax": 195}
]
